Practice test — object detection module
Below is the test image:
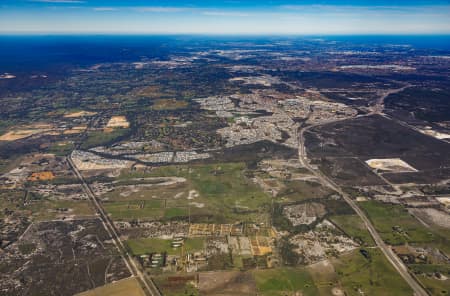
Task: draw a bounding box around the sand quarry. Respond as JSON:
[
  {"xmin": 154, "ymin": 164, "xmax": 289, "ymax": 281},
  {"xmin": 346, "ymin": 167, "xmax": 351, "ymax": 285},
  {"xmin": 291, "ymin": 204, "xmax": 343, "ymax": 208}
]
[
  {"xmin": 63, "ymin": 110, "xmax": 97, "ymax": 118},
  {"xmin": 106, "ymin": 116, "xmax": 130, "ymax": 129},
  {"xmin": 366, "ymin": 158, "xmax": 417, "ymax": 172}
]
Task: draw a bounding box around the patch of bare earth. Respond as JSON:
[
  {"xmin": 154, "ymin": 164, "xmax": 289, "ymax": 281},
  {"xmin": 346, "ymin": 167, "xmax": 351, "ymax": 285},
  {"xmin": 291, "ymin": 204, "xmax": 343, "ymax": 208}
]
[
  {"xmin": 198, "ymin": 271, "xmax": 257, "ymax": 296},
  {"xmin": 409, "ymin": 208, "xmax": 450, "ymax": 229}
]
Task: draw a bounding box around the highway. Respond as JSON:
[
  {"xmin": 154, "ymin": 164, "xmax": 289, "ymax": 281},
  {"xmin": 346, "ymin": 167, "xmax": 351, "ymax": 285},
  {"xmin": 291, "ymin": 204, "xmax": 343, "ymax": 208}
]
[
  {"xmin": 67, "ymin": 155, "xmax": 162, "ymax": 296},
  {"xmin": 297, "ymin": 121, "xmax": 429, "ymax": 296}
]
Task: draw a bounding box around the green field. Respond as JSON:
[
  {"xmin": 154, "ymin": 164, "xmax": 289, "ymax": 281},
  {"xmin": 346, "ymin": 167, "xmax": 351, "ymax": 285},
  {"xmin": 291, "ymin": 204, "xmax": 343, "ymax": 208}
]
[
  {"xmin": 359, "ymin": 201, "xmax": 449, "ymax": 253},
  {"xmin": 103, "ymin": 200, "xmax": 165, "ymax": 220},
  {"xmin": 80, "ymin": 129, "xmax": 128, "ymax": 149},
  {"xmin": 330, "ymin": 214, "xmax": 375, "ymax": 246},
  {"xmin": 360, "ymin": 201, "xmax": 435, "ymax": 245},
  {"xmin": 333, "ymin": 248, "xmax": 413, "ymax": 296},
  {"xmin": 252, "ymin": 268, "xmax": 318, "ymax": 296},
  {"xmin": 125, "ymin": 237, "xmax": 205, "ymax": 256},
  {"xmin": 410, "ymin": 264, "xmax": 450, "ymax": 296},
  {"xmin": 306, "ymin": 261, "xmax": 341, "ymax": 296},
  {"xmin": 29, "ymin": 199, "xmax": 95, "ymax": 221},
  {"xmin": 278, "ymin": 179, "xmax": 334, "ymax": 203},
  {"xmin": 151, "ymin": 98, "xmax": 189, "ymax": 110},
  {"xmin": 47, "ymin": 141, "xmax": 75, "ymax": 156},
  {"xmin": 0, "ymin": 189, "xmax": 95, "ymax": 221},
  {"xmin": 107, "ymin": 163, "xmax": 271, "ymax": 223}
]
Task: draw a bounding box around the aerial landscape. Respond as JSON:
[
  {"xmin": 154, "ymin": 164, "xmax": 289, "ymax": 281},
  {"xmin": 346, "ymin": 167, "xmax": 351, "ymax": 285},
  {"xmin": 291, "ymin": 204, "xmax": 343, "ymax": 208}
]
[{"xmin": 0, "ymin": 1, "xmax": 450, "ymax": 296}]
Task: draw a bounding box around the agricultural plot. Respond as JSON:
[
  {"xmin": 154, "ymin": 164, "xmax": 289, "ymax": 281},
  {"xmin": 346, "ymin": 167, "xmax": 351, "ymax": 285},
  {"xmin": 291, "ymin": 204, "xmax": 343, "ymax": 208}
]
[
  {"xmin": 198, "ymin": 271, "xmax": 256, "ymax": 296},
  {"xmin": 409, "ymin": 264, "xmax": 450, "ymax": 296},
  {"xmin": 306, "ymin": 260, "xmax": 343, "ymax": 296},
  {"xmin": 277, "ymin": 179, "xmax": 334, "ymax": 202},
  {"xmin": 333, "ymin": 248, "xmax": 413, "ymax": 296},
  {"xmin": 75, "ymin": 277, "xmax": 146, "ymax": 296},
  {"xmin": 330, "ymin": 214, "xmax": 375, "ymax": 246},
  {"xmin": 252, "ymin": 268, "xmax": 319, "ymax": 296},
  {"xmin": 359, "ymin": 201, "xmax": 450, "ymax": 254},
  {"xmin": 125, "ymin": 237, "xmax": 205, "ymax": 256},
  {"xmin": 101, "ymin": 162, "xmax": 272, "ymax": 224}
]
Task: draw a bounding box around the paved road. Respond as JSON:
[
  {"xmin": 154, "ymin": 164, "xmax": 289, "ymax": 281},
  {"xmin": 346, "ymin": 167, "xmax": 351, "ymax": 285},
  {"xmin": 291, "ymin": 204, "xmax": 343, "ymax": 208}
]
[
  {"xmin": 298, "ymin": 122, "xmax": 429, "ymax": 296},
  {"xmin": 67, "ymin": 156, "xmax": 162, "ymax": 296}
]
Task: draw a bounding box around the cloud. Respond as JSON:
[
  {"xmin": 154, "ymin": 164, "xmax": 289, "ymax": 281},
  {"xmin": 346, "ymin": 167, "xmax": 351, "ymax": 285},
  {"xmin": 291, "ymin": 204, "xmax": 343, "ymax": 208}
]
[
  {"xmin": 202, "ymin": 11, "xmax": 249, "ymax": 17},
  {"xmin": 133, "ymin": 6, "xmax": 249, "ymax": 17},
  {"xmin": 134, "ymin": 6, "xmax": 188, "ymax": 13},
  {"xmin": 279, "ymin": 4, "xmax": 450, "ymax": 12},
  {"xmin": 30, "ymin": 0, "xmax": 85, "ymax": 3},
  {"xmin": 93, "ymin": 7, "xmax": 117, "ymax": 11}
]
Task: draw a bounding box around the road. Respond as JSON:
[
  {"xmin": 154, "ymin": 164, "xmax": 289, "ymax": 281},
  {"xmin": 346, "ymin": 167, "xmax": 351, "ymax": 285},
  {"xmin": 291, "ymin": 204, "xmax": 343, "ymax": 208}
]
[
  {"xmin": 67, "ymin": 156, "xmax": 162, "ymax": 296},
  {"xmin": 371, "ymin": 83, "xmax": 411, "ymax": 115},
  {"xmin": 298, "ymin": 121, "xmax": 429, "ymax": 296}
]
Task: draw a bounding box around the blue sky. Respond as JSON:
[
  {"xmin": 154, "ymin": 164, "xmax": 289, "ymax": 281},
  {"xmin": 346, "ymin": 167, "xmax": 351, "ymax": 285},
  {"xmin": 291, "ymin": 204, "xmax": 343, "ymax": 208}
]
[{"xmin": 1, "ymin": 0, "xmax": 449, "ymax": 34}]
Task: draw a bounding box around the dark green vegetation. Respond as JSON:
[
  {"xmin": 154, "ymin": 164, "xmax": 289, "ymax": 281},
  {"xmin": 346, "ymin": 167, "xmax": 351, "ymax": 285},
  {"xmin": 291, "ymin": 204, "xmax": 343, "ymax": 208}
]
[
  {"xmin": 317, "ymin": 157, "xmax": 386, "ymax": 186},
  {"xmin": 0, "ymin": 219, "xmax": 130, "ymax": 296},
  {"xmin": 386, "ymin": 87, "xmax": 450, "ymax": 122},
  {"xmin": 305, "ymin": 115, "xmax": 450, "ymax": 170}
]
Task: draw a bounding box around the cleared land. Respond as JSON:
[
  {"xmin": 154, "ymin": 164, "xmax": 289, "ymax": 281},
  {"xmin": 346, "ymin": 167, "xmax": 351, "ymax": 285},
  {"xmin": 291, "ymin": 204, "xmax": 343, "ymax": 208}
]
[
  {"xmin": 106, "ymin": 116, "xmax": 130, "ymax": 129},
  {"xmin": 366, "ymin": 158, "xmax": 417, "ymax": 172},
  {"xmin": 75, "ymin": 277, "xmax": 146, "ymax": 296},
  {"xmin": 152, "ymin": 99, "xmax": 189, "ymax": 110},
  {"xmin": 0, "ymin": 128, "xmax": 50, "ymax": 141},
  {"xmin": 63, "ymin": 110, "xmax": 97, "ymax": 118}
]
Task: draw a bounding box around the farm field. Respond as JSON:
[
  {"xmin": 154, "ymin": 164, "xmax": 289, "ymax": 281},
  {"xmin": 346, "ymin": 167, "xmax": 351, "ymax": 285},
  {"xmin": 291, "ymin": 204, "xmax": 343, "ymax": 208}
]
[
  {"xmin": 330, "ymin": 214, "xmax": 375, "ymax": 246},
  {"xmin": 359, "ymin": 201, "xmax": 450, "ymax": 254},
  {"xmin": 333, "ymin": 248, "xmax": 413, "ymax": 296},
  {"xmin": 75, "ymin": 277, "xmax": 146, "ymax": 296},
  {"xmin": 252, "ymin": 268, "xmax": 319, "ymax": 296},
  {"xmin": 102, "ymin": 162, "xmax": 271, "ymax": 223},
  {"xmin": 125, "ymin": 237, "xmax": 205, "ymax": 256}
]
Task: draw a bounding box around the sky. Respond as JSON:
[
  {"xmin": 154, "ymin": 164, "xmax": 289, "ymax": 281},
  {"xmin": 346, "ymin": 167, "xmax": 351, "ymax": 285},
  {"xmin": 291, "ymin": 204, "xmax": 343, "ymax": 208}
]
[{"xmin": 0, "ymin": 0, "xmax": 450, "ymax": 35}]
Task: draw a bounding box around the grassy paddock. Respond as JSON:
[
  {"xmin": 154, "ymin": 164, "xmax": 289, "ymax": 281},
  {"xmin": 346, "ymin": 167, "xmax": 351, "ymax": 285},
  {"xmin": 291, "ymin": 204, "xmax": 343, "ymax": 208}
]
[
  {"xmin": 333, "ymin": 248, "xmax": 412, "ymax": 296},
  {"xmin": 75, "ymin": 277, "xmax": 146, "ymax": 296},
  {"xmin": 125, "ymin": 237, "xmax": 205, "ymax": 256},
  {"xmin": 252, "ymin": 268, "xmax": 319, "ymax": 296},
  {"xmin": 330, "ymin": 214, "xmax": 375, "ymax": 246}
]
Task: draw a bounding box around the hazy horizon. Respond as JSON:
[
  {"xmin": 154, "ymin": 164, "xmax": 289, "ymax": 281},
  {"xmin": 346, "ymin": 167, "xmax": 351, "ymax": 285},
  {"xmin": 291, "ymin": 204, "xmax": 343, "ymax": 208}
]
[{"xmin": 1, "ymin": 0, "xmax": 450, "ymax": 35}]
